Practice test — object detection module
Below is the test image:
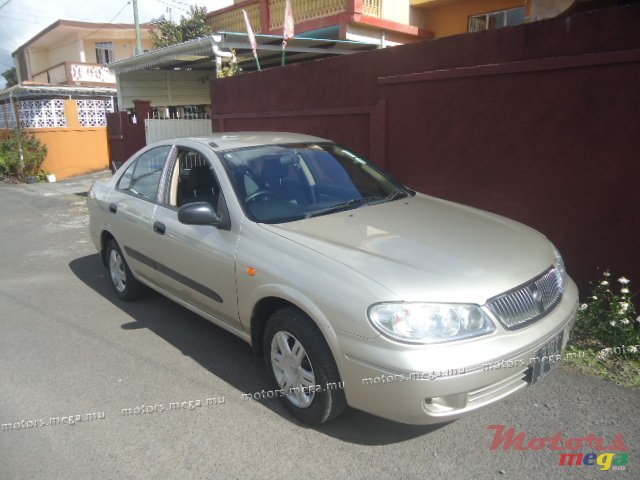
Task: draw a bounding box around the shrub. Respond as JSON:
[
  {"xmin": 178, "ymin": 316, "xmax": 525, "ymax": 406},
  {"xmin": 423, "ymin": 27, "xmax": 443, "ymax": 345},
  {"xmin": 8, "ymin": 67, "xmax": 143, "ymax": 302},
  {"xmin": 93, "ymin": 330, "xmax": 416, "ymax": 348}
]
[
  {"xmin": 0, "ymin": 130, "xmax": 47, "ymax": 181},
  {"xmin": 572, "ymin": 270, "xmax": 640, "ymax": 355}
]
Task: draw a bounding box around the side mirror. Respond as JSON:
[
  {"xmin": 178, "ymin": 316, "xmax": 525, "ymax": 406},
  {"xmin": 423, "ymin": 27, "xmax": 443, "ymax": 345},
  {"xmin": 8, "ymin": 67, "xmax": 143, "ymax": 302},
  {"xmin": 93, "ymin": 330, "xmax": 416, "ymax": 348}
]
[{"xmin": 178, "ymin": 202, "xmax": 223, "ymax": 227}]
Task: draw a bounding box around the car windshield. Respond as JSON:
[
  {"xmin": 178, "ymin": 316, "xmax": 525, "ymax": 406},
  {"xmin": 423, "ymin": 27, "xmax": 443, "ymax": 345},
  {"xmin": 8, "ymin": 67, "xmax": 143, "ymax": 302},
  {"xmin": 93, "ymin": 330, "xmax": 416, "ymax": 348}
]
[{"xmin": 220, "ymin": 143, "xmax": 410, "ymax": 223}]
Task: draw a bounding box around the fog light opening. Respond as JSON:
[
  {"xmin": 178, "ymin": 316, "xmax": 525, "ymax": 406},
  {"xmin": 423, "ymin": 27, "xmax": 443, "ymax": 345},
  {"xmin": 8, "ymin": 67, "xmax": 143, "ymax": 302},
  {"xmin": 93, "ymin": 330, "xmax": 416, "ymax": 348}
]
[{"xmin": 424, "ymin": 393, "xmax": 468, "ymax": 413}]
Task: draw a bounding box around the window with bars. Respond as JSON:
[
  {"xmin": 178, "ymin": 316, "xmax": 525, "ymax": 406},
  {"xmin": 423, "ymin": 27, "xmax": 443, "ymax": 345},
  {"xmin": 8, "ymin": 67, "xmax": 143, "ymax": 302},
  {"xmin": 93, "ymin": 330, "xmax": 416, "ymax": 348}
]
[
  {"xmin": 19, "ymin": 99, "xmax": 67, "ymax": 128},
  {"xmin": 95, "ymin": 41, "xmax": 114, "ymax": 64},
  {"xmin": 77, "ymin": 98, "xmax": 114, "ymax": 127},
  {"xmin": 0, "ymin": 103, "xmax": 9, "ymax": 129},
  {"xmin": 468, "ymin": 7, "xmax": 525, "ymax": 32}
]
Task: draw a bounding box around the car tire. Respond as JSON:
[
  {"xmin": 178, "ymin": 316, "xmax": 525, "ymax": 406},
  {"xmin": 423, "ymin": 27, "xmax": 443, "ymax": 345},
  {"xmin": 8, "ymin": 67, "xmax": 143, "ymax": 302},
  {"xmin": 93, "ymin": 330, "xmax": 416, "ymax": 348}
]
[
  {"xmin": 263, "ymin": 307, "xmax": 347, "ymax": 425},
  {"xmin": 106, "ymin": 239, "xmax": 145, "ymax": 301}
]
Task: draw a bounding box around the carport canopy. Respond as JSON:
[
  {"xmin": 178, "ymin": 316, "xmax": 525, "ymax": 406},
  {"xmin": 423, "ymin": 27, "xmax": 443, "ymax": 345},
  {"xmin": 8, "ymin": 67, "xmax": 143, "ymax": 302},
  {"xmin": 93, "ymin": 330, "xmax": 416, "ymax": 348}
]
[{"xmin": 108, "ymin": 32, "xmax": 377, "ymax": 75}]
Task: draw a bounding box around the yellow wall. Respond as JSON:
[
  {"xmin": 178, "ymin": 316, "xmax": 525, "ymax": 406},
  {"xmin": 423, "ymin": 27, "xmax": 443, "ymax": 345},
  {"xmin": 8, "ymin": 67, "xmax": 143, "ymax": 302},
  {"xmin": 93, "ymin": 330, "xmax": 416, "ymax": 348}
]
[
  {"xmin": 30, "ymin": 35, "xmax": 154, "ymax": 78},
  {"xmin": 82, "ymin": 37, "xmax": 154, "ymax": 64},
  {"xmin": 47, "ymin": 37, "xmax": 85, "ymax": 67},
  {"xmin": 419, "ymin": 0, "xmax": 525, "ymax": 38}
]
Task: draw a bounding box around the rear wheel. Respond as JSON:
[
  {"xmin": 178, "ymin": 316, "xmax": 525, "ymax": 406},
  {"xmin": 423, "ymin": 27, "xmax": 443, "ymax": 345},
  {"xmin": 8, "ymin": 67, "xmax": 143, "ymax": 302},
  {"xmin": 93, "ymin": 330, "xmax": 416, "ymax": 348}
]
[
  {"xmin": 106, "ymin": 239, "xmax": 145, "ymax": 301},
  {"xmin": 263, "ymin": 307, "xmax": 346, "ymax": 425}
]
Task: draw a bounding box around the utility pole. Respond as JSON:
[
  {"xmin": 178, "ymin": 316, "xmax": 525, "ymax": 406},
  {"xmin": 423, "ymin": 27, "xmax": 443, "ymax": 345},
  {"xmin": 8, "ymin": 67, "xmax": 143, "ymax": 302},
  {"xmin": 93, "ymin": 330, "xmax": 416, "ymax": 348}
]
[{"xmin": 132, "ymin": 0, "xmax": 142, "ymax": 55}]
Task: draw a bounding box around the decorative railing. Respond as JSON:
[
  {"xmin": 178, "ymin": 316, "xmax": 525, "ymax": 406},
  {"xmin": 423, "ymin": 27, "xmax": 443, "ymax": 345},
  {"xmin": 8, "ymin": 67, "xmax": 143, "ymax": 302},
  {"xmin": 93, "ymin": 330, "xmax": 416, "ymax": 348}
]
[
  {"xmin": 208, "ymin": 0, "xmax": 383, "ymax": 34},
  {"xmin": 209, "ymin": 1, "xmax": 262, "ymax": 33},
  {"xmin": 31, "ymin": 62, "xmax": 116, "ymax": 85},
  {"xmin": 362, "ymin": 0, "xmax": 381, "ymax": 18},
  {"xmin": 70, "ymin": 63, "xmax": 115, "ymax": 84},
  {"xmin": 269, "ymin": 0, "xmax": 348, "ymax": 30}
]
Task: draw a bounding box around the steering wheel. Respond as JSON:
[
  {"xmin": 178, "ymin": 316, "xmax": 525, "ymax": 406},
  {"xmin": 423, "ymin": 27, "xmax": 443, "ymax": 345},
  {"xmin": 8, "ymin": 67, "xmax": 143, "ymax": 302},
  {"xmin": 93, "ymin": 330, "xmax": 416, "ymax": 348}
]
[{"xmin": 245, "ymin": 189, "xmax": 276, "ymax": 203}]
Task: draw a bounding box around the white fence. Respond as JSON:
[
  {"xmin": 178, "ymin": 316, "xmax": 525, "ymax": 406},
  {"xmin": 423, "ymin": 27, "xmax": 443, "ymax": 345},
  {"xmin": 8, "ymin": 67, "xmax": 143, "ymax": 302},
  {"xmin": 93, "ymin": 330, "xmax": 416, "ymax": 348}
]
[{"xmin": 145, "ymin": 118, "xmax": 213, "ymax": 144}]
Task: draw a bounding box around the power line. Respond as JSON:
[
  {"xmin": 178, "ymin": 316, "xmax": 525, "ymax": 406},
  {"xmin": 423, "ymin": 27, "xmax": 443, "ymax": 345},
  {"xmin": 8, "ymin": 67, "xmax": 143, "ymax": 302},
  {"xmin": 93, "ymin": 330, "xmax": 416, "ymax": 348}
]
[
  {"xmin": 0, "ymin": 15, "xmax": 50, "ymax": 25},
  {"xmin": 44, "ymin": 1, "xmax": 133, "ymax": 54},
  {"xmin": 0, "ymin": 0, "xmax": 16, "ymax": 12},
  {"xmin": 154, "ymin": 0, "xmax": 189, "ymax": 14}
]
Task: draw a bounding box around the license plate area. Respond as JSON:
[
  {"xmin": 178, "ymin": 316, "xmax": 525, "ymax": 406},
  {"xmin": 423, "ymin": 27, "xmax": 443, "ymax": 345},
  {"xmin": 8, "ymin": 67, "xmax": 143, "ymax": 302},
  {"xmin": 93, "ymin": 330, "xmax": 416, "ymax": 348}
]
[{"xmin": 527, "ymin": 331, "xmax": 564, "ymax": 384}]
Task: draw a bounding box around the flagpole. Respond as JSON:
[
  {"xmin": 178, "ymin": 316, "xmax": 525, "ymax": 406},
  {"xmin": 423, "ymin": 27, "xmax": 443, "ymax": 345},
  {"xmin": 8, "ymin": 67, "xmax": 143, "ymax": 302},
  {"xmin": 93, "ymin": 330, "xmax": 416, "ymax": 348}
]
[
  {"xmin": 282, "ymin": 0, "xmax": 294, "ymax": 67},
  {"xmin": 242, "ymin": 9, "xmax": 261, "ymax": 71}
]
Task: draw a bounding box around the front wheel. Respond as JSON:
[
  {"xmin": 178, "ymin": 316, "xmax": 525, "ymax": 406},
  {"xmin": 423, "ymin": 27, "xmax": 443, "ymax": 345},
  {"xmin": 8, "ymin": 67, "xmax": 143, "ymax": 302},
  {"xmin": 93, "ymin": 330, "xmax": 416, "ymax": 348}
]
[
  {"xmin": 106, "ymin": 239, "xmax": 145, "ymax": 301},
  {"xmin": 263, "ymin": 307, "xmax": 346, "ymax": 425}
]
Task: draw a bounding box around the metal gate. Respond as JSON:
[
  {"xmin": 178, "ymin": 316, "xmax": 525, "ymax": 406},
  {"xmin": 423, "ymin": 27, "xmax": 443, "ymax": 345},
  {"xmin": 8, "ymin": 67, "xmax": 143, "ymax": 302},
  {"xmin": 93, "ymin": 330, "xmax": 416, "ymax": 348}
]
[{"xmin": 145, "ymin": 119, "xmax": 213, "ymax": 144}]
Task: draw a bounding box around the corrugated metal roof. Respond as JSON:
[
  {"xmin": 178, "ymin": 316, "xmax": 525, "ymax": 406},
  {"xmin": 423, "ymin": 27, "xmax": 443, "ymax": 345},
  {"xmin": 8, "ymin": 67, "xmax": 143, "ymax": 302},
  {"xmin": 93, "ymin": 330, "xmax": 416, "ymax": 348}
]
[
  {"xmin": 0, "ymin": 83, "xmax": 116, "ymax": 101},
  {"xmin": 108, "ymin": 32, "xmax": 376, "ymax": 74}
]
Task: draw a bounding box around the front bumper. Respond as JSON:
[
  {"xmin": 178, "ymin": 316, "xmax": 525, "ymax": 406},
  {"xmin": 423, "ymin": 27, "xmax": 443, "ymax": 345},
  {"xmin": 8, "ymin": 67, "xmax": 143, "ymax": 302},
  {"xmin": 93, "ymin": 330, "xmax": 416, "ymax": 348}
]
[{"xmin": 336, "ymin": 278, "xmax": 578, "ymax": 425}]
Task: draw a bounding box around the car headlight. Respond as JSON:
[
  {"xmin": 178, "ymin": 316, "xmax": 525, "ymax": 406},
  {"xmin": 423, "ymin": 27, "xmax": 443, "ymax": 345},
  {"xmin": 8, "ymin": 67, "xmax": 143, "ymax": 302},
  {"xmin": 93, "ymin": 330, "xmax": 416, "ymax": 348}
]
[
  {"xmin": 368, "ymin": 303, "xmax": 495, "ymax": 344},
  {"xmin": 553, "ymin": 245, "xmax": 567, "ymax": 293}
]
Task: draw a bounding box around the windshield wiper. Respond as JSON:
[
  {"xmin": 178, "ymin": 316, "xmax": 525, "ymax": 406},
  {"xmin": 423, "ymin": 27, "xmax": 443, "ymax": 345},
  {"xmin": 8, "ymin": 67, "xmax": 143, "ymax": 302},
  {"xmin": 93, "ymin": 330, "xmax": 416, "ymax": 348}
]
[
  {"xmin": 382, "ymin": 188, "xmax": 408, "ymax": 202},
  {"xmin": 305, "ymin": 196, "xmax": 381, "ymax": 219}
]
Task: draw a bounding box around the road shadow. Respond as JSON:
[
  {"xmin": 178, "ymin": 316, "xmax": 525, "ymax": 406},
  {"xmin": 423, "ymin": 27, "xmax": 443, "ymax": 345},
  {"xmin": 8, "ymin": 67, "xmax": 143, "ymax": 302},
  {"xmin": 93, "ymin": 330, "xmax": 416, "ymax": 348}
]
[{"xmin": 69, "ymin": 253, "xmax": 450, "ymax": 444}]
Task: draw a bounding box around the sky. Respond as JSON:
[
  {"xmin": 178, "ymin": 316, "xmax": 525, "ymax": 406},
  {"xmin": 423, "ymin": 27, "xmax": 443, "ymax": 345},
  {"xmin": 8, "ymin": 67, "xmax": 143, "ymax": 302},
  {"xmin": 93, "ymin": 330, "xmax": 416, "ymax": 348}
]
[{"xmin": 0, "ymin": 0, "xmax": 234, "ymax": 88}]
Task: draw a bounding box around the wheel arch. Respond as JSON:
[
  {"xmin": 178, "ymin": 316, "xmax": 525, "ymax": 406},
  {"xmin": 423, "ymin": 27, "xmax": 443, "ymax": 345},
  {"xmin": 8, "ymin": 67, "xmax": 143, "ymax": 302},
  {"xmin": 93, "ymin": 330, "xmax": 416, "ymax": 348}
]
[
  {"xmin": 100, "ymin": 230, "xmax": 117, "ymax": 266},
  {"xmin": 249, "ymin": 294, "xmax": 341, "ymax": 366}
]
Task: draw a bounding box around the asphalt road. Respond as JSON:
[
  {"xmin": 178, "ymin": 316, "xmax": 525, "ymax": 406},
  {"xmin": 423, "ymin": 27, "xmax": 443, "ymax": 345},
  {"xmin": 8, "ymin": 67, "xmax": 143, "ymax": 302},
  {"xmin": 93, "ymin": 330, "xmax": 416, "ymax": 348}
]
[{"xmin": 0, "ymin": 177, "xmax": 638, "ymax": 480}]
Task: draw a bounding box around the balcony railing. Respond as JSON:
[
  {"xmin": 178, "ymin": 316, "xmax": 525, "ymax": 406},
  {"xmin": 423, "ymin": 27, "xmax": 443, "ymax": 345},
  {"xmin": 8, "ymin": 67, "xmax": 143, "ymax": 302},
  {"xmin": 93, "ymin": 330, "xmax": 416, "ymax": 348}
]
[
  {"xmin": 269, "ymin": 0, "xmax": 349, "ymax": 30},
  {"xmin": 208, "ymin": 0, "xmax": 382, "ymax": 34},
  {"xmin": 362, "ymin": 0, "xmax": 381, "ymax": 18},
  {"xmin": 209, "ymin": 1, "xmax": 262, "ymax": 34},
  {"xmin": 31, "ymin": 62, "xmax": 116, "ymax": 86}
]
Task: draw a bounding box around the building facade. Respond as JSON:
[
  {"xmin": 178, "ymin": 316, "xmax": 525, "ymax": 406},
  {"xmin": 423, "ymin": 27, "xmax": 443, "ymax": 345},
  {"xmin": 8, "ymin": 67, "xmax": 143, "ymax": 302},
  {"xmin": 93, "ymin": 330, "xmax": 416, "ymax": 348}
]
[
  {"xmin": 12, "ymin": 20, "xmax": 153, "ymax": 88},
  {"xmin": 206, "ymin": 0, "xmax": 591, "ymax": 45}
]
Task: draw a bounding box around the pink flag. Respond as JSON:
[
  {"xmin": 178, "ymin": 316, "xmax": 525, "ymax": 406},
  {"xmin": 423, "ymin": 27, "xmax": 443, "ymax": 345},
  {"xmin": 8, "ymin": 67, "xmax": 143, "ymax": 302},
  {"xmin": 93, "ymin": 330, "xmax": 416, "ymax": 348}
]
[
  {"xmin": 242, "ymin": 9, "xmax": 257, "ymax": 54},
  {"xmin": 283, "ymin": 0, "xmax": 294, "ymax": 47}
]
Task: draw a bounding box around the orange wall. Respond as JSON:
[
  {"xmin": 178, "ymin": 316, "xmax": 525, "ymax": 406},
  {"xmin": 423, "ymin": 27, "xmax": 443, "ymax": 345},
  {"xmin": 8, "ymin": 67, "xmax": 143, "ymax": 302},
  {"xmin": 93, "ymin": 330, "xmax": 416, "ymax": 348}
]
[
  {"xmin": 33, "ymin": 128, "xmax": 109, "ymax": 180},
  {"xmin": 0, "ymin": 99, "xmax": 110, "ymax": 180},
  {"xmin": 0, "ymin": 126, "xmax": 110, "ymax": 179},
  {"xmin": 419, "ymin": 0, "xmax": 525, "ymax": 38}
]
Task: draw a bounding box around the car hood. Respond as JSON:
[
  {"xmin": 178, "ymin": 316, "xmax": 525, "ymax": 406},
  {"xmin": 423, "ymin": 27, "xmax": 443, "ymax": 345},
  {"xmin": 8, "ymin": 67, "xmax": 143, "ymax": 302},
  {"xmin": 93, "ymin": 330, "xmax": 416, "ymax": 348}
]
[{"xmin": 260, "ymin": 194, "xmax": 555, "ymax": 305}]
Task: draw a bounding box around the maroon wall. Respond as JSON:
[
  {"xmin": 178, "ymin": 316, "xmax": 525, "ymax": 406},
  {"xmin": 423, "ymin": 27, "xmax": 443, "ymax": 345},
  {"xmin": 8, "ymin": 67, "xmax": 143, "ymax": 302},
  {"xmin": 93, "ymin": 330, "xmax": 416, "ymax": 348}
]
[{"xmin": 211, "ymin": 5, "xmax": 640, "ymax": 296}]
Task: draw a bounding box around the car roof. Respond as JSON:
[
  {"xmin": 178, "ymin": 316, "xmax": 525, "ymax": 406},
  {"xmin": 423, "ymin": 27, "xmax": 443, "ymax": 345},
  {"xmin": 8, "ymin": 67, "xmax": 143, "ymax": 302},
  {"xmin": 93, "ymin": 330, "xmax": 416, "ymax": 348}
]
[{"xmin": 178, "ymin": 132, "xmax": 332, "ymax": 151}]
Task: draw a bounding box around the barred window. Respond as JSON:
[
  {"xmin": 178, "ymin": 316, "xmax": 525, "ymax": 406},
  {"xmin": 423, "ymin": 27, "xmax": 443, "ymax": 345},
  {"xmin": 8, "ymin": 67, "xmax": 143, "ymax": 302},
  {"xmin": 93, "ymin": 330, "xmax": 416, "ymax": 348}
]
[
  {"xmin": 6, "ymin": 103, "xmax": 15, "ymax": 128},
  {"xmin": 95, "ymin": 42, "xmax": 114, "ymax": 64}
]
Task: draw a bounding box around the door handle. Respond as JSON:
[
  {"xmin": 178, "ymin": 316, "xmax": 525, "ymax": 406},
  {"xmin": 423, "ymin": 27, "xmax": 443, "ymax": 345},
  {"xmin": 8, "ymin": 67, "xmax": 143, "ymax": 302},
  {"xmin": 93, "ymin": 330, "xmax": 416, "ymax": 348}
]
[
  {"xmin": 109, "ymin": 203, "xmax": 117, "ymax": 213},
  {"xmin": 153, "ymin": 221, "xmax": 166, "ymax": 235}
]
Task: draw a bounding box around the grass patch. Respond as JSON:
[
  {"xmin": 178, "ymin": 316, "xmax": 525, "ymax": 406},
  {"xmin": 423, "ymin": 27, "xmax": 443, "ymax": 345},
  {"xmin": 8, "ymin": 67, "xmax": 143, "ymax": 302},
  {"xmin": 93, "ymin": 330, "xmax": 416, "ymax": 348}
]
[{"xmin": 561, "ymin": 343, "xmax": 640, "ymax": 391}]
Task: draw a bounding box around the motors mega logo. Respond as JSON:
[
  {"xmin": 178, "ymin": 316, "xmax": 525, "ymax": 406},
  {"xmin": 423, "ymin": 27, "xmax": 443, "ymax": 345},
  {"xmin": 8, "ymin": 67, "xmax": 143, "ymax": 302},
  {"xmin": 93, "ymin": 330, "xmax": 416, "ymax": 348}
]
[{"xmin": 488, "ymin": 424, "xmax": 629, "ymax": 471}]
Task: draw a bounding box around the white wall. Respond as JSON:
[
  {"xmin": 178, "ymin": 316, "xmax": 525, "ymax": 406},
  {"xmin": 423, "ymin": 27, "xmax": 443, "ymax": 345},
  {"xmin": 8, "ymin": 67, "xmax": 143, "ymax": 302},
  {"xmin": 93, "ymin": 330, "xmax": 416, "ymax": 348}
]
[{"xmin": 117, "ymin": 69, "xmax": 213, "ymax": 110}]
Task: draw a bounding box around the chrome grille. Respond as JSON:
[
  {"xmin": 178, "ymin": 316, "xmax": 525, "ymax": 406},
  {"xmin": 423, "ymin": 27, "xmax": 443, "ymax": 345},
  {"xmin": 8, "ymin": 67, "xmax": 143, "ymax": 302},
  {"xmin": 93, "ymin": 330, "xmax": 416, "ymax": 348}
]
[{"xmin": 486, "ymin": 267, "xmax": 563, "ymax": 330}]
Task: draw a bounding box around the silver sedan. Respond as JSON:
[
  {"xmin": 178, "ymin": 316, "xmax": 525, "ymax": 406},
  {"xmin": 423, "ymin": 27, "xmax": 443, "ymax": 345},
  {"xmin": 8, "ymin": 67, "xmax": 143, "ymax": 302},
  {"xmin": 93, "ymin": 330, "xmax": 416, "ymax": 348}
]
[{"xmin": 88, "ymin": 132, "xmax": 578, "ymax": 425}]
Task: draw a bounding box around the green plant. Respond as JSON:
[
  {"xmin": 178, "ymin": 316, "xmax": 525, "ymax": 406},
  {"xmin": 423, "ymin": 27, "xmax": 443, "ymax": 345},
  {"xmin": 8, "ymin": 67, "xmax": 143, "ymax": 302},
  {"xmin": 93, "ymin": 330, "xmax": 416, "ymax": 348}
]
[
  {"xmin": 37, "ymin": 169, "xmax": 50, "ymax": 182},
  {"xmin": 0, "ymin": 130, "xmax": 48, "ymax": 182},
  {"xmin": 150, "ymin": 6, "xmax": 212, "ymax": 48},
  {"xmin": 572, "ymin": 270, "xmax": 640, "ymax": 352},
  {"xmin": 216, "ymin": 49, "xmax": 240, "ymax": 78},
  {"xmin": 563, "ymin": 270, "xmax": 640, "ymax": 389}
]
